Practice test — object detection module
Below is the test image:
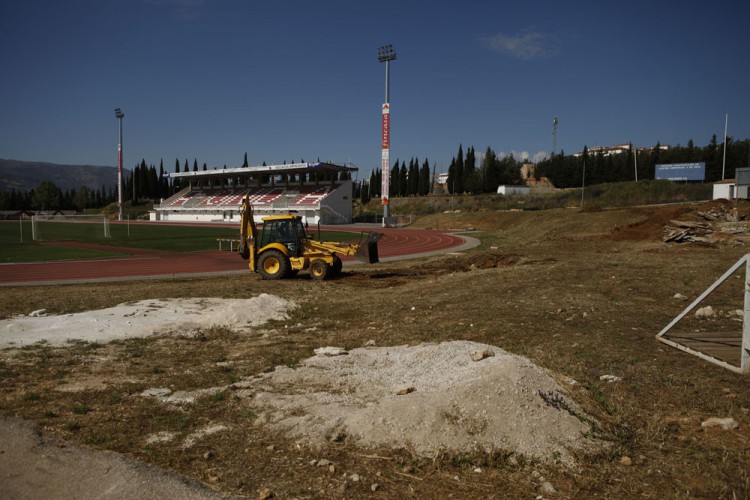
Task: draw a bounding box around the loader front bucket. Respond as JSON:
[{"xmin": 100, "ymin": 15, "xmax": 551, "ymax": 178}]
[{"xmin": 355, "ymin": 232, "xmax": 383, "ymax": 264}]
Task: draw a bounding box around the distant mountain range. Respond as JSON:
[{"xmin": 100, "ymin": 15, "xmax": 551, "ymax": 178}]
[{"xmin": 0, "ymin": 159, "xmax": 131, "ymax": 193}]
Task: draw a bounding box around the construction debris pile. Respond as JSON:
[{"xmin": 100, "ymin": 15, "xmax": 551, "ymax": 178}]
[{"xmin": 664, "ymin": 206, "xmax": 748, "ymax": 245}]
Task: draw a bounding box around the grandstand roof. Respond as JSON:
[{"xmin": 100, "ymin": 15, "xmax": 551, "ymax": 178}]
[{"xmin": 167, "ymin": 162, "xmax": 356, "ymax": 181}]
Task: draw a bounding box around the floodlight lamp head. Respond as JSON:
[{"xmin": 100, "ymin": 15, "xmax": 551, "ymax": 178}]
[
  {"xmin": 377, "ymin": 44, "xmax": 396, "ymax": 62},
  {"xmin": 115, "ymin": 108, "xmax": 124, "ymax": 119}
]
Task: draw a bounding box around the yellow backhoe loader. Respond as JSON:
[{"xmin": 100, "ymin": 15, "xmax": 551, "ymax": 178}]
[{"xmin": 238, "ymin": 196, "xmax": 382, "ymax": 280}]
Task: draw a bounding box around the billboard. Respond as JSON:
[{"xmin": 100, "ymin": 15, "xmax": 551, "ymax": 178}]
[{"xmin": 655, "ymin": 162, "xmax": 705, "ymax": 181}]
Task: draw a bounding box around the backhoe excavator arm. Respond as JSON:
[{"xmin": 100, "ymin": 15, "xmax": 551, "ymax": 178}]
[
  {"xmin": 239, "ymin": 196, "xmax": 257, "ymax": 271},
  {"xmin": 305, "ymin": 232, "xmax": 382, "ymax": 264}
]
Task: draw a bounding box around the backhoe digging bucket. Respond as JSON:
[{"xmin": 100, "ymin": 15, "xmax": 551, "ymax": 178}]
[{"xmin": 355, "ymin": 232, "xmax": 383, "ymax": 264}]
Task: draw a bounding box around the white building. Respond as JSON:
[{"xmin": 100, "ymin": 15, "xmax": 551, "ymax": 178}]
[
  {"xmin": 497, "ymin": 185, "xmax": 530, "ymax": 196},
  {"xmin": 713, "ymin": 179, "xmax": 750, "ymax": 200}
]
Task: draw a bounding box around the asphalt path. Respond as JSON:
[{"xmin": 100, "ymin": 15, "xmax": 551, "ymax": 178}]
[{"xmin": 1, "ymin": 225, "xmax": 478, "ymax": 286}]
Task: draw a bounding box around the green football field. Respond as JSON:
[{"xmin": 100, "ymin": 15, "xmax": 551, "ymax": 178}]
[{"xmin": 0, "ymin": 219, "xmax": 359, "ymax": 263}]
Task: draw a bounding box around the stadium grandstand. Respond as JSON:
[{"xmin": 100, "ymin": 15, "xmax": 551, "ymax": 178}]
[{"xmin": 152, "ymin": 162, "xmax": 356, "ymax": 225}]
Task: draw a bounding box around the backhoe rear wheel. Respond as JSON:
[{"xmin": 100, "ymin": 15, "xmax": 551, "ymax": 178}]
[
  {"xmin": 330, "ymin": 255, "xmax": 342, "ymax": 277},
  {"xmin": 310, "ymin": 259, "xmax": 330, "ymax": 280},
  {"xmin": 258, "ymin": 250, "xmax": 290, "ymax": 280}
]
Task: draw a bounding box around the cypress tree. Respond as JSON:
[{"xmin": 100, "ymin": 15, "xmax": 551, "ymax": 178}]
[
  {"xmin": 390, "ymin": 160, "xmax": 400, "ymax": 198},
  {"xmin": 455, "ymin": 145, "xmax": 465, "ymax": 193},
  {"xmin": 463, "ymin": 146, "xmax": 476, "ymax": 192},
  {"xmin": 447, "ymin": 157, "xmax": 456, "ymax": 194},
  {"xmin": 419, "ymin": 158, "xmax": 430, "ymax": 195}
]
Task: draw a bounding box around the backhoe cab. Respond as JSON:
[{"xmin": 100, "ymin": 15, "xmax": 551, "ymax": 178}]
[{"xmin": 239, "ymin": 195, "xmax": 381, "ymax": 280}]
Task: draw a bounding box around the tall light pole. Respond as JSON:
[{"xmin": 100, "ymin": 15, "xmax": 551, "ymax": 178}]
[
  {"xmin": 114, "ymin": 108, "xmax": 124, "ymax": 221},
  {"xmin": 552, "ymin": 116, "xmax": 558, "ymax": 156},
  {"xmin": 722, "ymin": 113, "xmax": 728, "ymax": 180},
  {"xmin": 581, "ymin": 158, "xmax": 586, "ymax": 208},
  {"xmin": 378, "ymin": 44, "xmax": 396, "ymax": 224}
]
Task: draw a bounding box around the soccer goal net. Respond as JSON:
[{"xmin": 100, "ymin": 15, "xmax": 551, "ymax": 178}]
[{"xmin": 31, "ymin": 214, "xmax": 111, "ymax": 242}]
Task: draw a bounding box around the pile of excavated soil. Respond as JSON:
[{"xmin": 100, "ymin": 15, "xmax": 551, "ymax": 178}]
[
  {"xmin": 0, "ymin": 294, "xmax": 295, "ymax": 348},
  {"xmin": 235, "ymin": 340, "xmax": 599, "ymax": 461}
]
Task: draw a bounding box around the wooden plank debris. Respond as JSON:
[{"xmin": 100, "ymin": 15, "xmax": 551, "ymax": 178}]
[{"xmin": 663, "ymin": 206, "xmax": 748, "ymax": 245}]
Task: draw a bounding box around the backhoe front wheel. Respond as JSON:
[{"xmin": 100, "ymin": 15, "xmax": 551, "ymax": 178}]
[
  {"xmin": 310, "ymin": 259, "xmax": 331, "ymax": 280},
  {"xmin": 258, "ymin": 250, "xmax": 290, "ymax": 280}
]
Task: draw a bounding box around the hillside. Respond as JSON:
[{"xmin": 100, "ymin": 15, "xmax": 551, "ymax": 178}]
[{"xmin": 0, "ymin": 159, "xmax": 129, "ymax": 193}]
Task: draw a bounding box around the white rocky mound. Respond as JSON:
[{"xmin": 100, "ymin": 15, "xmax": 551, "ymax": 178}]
[
  {"xmin": 0, "ymin": 294, "xmax": 295, "ymax": 348},
  {"xmin": 2, "ymin": 296, "xmax": 599, "ymax": 462},
  {"xmin": 235, "ymin": 340, "xmax": 598, "ymax": 461}
]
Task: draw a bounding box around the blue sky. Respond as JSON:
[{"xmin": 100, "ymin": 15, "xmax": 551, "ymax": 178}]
[{"xmin": 1, "ymin": 0, "xmax": 749, "ymax": 179}]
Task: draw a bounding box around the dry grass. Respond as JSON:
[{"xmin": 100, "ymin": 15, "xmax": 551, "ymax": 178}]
[{"xmin": 2, "ymin": 201, "xmax": 750, "ymax": 498}]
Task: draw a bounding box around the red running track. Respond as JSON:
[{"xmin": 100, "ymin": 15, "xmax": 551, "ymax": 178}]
[{"xmin": 0, "ymin": 227, "xmax": 469, "ymax": 285}]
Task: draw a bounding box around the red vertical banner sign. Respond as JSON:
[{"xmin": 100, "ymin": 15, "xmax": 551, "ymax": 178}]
[{"xmin": 381, "ymin": 103, "xmax": 390, "ymax": 205}]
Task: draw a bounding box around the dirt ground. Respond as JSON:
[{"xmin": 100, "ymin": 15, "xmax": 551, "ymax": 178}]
[{"xmin": 2, "ymin": 200, "xmax": 750, "ymax": 498}]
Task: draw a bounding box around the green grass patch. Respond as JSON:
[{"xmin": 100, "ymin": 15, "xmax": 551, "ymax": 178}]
[{"xmin": 0, "ymin": 220, "xmax": 236, "ymax": 262}]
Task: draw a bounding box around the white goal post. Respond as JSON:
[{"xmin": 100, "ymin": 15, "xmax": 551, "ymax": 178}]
[
  {"xmin": 31, "ymin": 214, "xmax": 111, "ymax": 241},
  {"xmin": 657, "ymin": 253, "xmax": 750, "ymax": 374}
]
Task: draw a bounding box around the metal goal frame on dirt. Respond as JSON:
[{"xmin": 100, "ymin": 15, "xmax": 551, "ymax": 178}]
[{"xmin": 657, "ymin": 254, "xmax": 750, "ymax": 374}]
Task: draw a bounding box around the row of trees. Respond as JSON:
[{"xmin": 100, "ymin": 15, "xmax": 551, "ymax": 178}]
[
  {"xmin": 361, "ymin": 157, "xmax": 433, "ymax": 203},
  {"xmin": 6, "ymin": 137, "xmax": 749, "ymax": 212},
  {"xmin": 0, "ymin": 159, "xmax": 173, "ymax": 211},
  {"xmin": 357, "ymin": 143, "xmax": 527, "ymax": 203},
  {"xmin": 537, "ymin": 136, "xmax": 750, "ymax": 189},
  {"xmin": 0, "ymin": 181, "xmax": 118, "ymax": 211},
  {"xmin": 0, "ymin": 153, "xmax": 355, "ymax": 211},
  {"xmin": 171, "ymin": 155, "xmax": 351, "ymax": 191},
  {"xmin": 446, "ymin": 145, "xmax": 523, "ymax": 194}
]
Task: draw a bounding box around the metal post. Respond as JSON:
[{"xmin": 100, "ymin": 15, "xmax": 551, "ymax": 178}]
[
  {"xmin": 378, "ymin": 44, "xmax": 396, "ymax": 225},
  {"xmin": 115, "ymin": 108, "xmax": 124, "ymax": 221},
  {"xmin": 581, "ymin": 159, "xmax": 586, "ymax": 208},
  {"xmin": 743, "ymin": 257, "xmax": 750, "ymax": 373},
  {"xmin": 722, "ymin": 113, "xmax": 728, "ymax": 180}
]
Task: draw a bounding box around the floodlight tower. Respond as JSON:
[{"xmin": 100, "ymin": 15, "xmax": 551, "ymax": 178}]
[
  {"xmin": 377, "ymin": 44, "xmax": 396, "ymax": 222},
  {"xmin": 114, "ymin": 108, "xmax": 124, "ymax": 221},
  {"xmin": 552, "ymin": 116, "xmax": 558, "ymax": 157}
]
